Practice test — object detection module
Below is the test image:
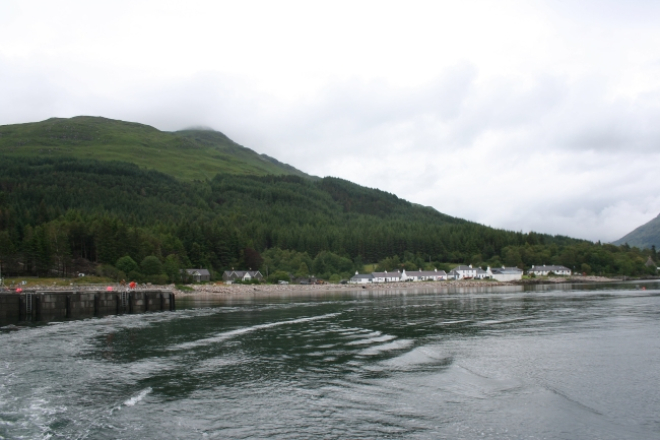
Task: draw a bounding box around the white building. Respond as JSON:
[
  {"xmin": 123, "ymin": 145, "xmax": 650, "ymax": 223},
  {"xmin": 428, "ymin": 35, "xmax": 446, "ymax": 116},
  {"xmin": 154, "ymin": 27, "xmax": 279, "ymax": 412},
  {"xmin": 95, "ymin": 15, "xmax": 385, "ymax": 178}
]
[
  {"xmin": 474, "ymin": 267, "xmax": 489, "ymax": 279},
  {"xmin": 349, "ymin": 272, "xmax": 374, "ymax": 284},
  {"xmin": 371, "ymin": 270, "xmax": 402, "ymax": 283},
  {"xmin": 448, "ymin": 265, "xmax": 477, "ymax": 280},
  {"xmin": 401, "ymin": 268, "xmax": 448, "ymax": 282},
  {"xmin": 488, "ymin": 266, "xmax": 523, "ymax": 281},
  {"xmin": 527, "ymin": 265, "xmax": 571, "ymax": 276}
]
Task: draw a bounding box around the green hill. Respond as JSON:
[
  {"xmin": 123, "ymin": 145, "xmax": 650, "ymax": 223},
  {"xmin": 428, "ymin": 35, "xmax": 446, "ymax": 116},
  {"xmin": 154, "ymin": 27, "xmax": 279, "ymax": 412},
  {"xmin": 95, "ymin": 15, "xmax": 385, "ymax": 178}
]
[
  {"xmin": 0, "ymin": 116, "xmax": 655, "ymax": 281},
  {"xmin": 612, "ymin": 213, "xmax": 660, "ymax": 249},
  {"xmin": 0, "ymin": 116, "xmax": 312, "ymax": 180}
]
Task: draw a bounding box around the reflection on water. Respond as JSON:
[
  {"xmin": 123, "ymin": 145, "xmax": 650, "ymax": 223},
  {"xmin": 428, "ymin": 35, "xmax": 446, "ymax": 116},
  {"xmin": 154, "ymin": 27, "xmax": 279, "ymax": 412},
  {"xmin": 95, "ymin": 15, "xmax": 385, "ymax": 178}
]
[{"xmin": 1, "ymin": 281, "xmax": 659, "ymax": 439}]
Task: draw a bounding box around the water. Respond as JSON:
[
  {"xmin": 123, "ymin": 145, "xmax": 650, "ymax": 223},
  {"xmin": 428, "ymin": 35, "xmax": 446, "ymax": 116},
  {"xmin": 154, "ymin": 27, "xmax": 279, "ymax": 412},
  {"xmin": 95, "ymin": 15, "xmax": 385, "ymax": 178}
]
[{"xmin": 1, "ymin": 282, "xmax": 659, "ymax": 439}]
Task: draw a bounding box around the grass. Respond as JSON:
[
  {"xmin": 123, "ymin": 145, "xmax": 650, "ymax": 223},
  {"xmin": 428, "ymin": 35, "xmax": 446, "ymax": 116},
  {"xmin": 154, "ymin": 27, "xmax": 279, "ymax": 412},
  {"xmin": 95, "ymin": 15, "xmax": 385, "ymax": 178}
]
[
  {"xmin": 0, "ymin": 116, "xmax": 312, "ymax": 181},
  {"xmin": 3, "ymin": 276, "xmax": 114, "ymax": 288}
]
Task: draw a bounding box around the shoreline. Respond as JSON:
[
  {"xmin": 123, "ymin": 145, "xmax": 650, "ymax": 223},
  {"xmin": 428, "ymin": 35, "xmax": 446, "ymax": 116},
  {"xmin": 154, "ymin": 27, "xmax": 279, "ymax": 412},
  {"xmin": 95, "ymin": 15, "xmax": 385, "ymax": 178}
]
[
  {"xmin": 0, "ymin": 276, "xmax": 622, "ymax": 298},
  {"xmin": 173, "ymin": 275, "xmax": 619, "ymax": 298}
]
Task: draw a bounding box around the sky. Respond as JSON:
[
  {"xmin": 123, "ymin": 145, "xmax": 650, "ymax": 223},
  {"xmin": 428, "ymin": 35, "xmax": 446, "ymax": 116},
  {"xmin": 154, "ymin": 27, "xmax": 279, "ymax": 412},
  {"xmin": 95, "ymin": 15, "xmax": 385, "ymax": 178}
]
[{"xmin": 2, "ymin": 0, "xmax": 660, "ymax": 243}]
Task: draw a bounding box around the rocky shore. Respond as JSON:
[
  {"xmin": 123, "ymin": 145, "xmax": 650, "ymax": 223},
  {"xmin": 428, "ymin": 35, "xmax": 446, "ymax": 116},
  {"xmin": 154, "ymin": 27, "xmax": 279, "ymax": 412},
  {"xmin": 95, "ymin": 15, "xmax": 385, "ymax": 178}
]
[
  {"xmin": 0, "ymin": 275, "xmax": 619, "ymax": 297},
  {"xmin": 172, "ymin": 275, "xmax": 618, "ymax": 298}
]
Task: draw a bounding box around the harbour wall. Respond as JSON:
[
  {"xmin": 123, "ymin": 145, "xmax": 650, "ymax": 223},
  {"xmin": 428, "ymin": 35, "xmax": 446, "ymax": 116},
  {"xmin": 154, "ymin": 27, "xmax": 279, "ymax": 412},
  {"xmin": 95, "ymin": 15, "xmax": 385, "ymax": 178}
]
[{"xmin": 0, "ymin": 290, "xmax": 175, "ymax": 323}]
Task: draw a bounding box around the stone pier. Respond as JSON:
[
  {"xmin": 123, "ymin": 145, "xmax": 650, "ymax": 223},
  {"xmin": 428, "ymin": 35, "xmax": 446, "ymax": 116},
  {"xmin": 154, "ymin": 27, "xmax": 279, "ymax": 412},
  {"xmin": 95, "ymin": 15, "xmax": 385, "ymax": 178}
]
[{"xmin": 0, "ymin": 290, "xmax": 175, "ymax": 323}]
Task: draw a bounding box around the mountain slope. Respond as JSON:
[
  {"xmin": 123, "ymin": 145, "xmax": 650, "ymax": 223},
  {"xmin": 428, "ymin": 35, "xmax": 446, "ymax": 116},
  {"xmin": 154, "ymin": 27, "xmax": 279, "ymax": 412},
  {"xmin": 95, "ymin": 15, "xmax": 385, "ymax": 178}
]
[
  {"xmin": 612, "ymin": 213, "xmax": 660, "ymax": 249},
  {"xmin": 0, "ymin": 116, "xmax": 312, "ymax": 180},
  {"xmin": 1, "ymin": 116, "xmax": 653, "ymax": 280}
]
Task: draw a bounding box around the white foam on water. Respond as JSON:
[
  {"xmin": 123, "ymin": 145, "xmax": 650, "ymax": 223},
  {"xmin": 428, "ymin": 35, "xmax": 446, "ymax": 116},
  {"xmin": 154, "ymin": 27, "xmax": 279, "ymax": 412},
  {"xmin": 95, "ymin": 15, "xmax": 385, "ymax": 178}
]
[
  {"xmin": 123, "ymin": 387, "xmax": 152, "ymax": 407},
  {"xmin": 346, "ymin": 334, "xmax": 396, "ymax": 346},
  {"xmin": 436, "ymin": 319, "xmax": 472, "ymax": 325},
  {"xmin": 358, "ymin": 339, "xmax": 414, "ymax": 356},
  {"xmin": 169, "ymin": 313, "xmax": 340, "ymax": 351}
]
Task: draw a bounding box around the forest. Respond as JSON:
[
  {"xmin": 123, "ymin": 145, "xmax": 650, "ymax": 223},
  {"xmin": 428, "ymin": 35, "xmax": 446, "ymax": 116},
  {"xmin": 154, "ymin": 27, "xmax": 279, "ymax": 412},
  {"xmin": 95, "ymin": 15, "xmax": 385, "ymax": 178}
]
[{"xmin": 0, "ymin": 156, "xmax": 656, "ymax": 283}]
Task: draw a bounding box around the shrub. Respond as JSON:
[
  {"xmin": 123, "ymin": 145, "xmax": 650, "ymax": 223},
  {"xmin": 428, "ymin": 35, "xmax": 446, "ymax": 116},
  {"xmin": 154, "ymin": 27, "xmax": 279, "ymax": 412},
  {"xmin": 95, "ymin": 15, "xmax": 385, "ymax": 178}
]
[
  {"xmin": 268, "ymin": 271, "xmax": 290, "ymax": 284},
  {"xmin": 141, "ymin": 255, "xmax": 163, "ymax": 276},
  {"xmin": 116, "ymin": 256, "xmax": 138, "ymax": 275}
]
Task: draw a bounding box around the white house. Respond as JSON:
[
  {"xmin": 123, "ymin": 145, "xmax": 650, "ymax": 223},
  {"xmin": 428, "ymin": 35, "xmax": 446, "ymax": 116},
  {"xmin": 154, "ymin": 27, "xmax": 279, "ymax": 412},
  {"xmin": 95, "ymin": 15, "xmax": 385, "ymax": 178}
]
[
  {"xmin": 349, "ymin": 272, "xmax": 374, "ymax": 284},
  {"xmin": 489, "ymin": 266, "xmax": 523, "ymax": 281},
  {"xmin": 401, "ymin": 268, "xmax": 448, "ymax": 282},
  {"xmin": 527, "ymin": 265, "xmax": 571, "ymax": 276},
  {"xmin": 448, "ymin": 265, "xmax": 477, "ymax": 280},
  {"xmin": 474, "ymin": 267, "xmax": 489, "ymax": 279},
  {"xmin": 371, "ymin": 270, "xmax": 402, "ymax": 283},
  {"xmin": 222, "ymin": 270, "xmax": 264, "ymax": 283}
]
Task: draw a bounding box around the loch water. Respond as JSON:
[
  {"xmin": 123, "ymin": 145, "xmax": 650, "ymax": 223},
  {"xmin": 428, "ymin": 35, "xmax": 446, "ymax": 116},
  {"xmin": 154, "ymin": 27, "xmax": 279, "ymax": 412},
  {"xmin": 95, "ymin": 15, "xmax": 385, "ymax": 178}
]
[{"xmin": 1, "ymin": 282, "xmax": 659, "ymax": 439}]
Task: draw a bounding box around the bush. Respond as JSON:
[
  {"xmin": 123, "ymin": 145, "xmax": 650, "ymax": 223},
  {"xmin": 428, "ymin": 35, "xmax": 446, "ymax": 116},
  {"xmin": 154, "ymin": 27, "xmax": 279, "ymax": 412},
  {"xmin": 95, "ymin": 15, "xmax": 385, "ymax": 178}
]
[
  {"xmin": 268, "ymin": 270, "xmax": 290, "ymax": 284},
  {"xmin": 116, "ymin": 256, "xmax": 138, "ymax": 275},
  {"xmin": 141, "ymin": 256, "xmax": 163, "ymax": 276}
]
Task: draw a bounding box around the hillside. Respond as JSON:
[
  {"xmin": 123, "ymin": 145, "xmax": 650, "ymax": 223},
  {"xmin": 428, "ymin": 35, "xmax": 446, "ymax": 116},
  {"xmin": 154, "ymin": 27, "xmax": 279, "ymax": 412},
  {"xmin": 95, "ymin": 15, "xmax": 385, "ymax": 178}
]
[
  {"xmin": 612, "ymin": 213, "xmax": 660, "ymax": 249},
  {"xmin": 0, "ymin": 116, "xmax": 655, "ymax": 281},
  {"xmin": 0, "ymin": 116, "xmax": 312, "ymax": 180}
]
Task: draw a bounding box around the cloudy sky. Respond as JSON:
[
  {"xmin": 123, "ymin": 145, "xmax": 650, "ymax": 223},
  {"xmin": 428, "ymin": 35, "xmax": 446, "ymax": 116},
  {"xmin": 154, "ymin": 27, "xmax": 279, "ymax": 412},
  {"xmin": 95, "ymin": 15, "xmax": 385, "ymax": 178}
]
[{"xmin": 2, "ymin": 0, "xmax": 660, "ymax": 242}]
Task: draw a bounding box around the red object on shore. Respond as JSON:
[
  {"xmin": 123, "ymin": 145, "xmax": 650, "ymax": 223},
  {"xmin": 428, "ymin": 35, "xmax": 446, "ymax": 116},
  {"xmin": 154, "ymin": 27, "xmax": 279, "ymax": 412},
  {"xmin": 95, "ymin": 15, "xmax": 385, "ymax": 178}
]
[
  {"xmin": 106, "ymin": 286, "xmax": 113, "ymax": 291},
  {"xmin": 15, "ymin": 288, "xmax": 22, "ymax": 293}
]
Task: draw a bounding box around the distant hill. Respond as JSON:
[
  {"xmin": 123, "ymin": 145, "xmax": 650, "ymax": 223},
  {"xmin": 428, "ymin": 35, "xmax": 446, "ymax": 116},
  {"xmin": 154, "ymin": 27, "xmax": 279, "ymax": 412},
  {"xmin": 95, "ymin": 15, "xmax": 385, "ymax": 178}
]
[
  {"xmin": 612, "ymin": 213, "xmax": 660, "ymax": 249},
  {"xmin": 0, "ymin": 116, "xmax": 312, "ymax": 181}
]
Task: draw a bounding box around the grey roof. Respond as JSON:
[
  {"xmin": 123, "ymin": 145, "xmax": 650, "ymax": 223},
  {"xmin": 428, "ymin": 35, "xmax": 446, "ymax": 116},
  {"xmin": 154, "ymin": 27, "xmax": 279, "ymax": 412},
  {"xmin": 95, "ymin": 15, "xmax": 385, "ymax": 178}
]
[
  {"xmin": 448, "ymin": 266, "xmax": 476, "ymax": 274},
  {"xmin": 223, "ymin": 270, "xmax": 262, "ymax": 277},
  {"xmin": 409, "ymin": 270, "xmax": 447, "ymax": 277},
  {"xmin": 528, "ymin": 265, "xmax": 570, "ymax": 272},
  {"xmin": 186, "ymin": 268, "xmax": 211, "ymax": 276},
  {"xmin": 371, "ymin": 271, "xmax": 401, "ymax": 278},
  {"xmin": 491, "ymin": 267, "xmax": 522, "ymax": 274},
  {"xmin": 350, "ymin": 273, "xmax": 374, "ymax": 280}
]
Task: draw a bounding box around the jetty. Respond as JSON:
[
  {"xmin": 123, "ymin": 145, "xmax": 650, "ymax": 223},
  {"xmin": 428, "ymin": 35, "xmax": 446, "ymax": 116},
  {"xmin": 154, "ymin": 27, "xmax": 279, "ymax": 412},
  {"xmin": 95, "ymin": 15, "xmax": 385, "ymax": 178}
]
[{"xmin": 0, "ymin": 289, "xmax": 175, "ymax": 323}]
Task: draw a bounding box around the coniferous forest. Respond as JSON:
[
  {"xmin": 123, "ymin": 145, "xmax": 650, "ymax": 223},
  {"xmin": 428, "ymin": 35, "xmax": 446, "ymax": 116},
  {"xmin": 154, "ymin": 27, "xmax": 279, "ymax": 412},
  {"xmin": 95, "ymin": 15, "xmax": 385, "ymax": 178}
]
[{"xmin": 0, "ymin": 156, "xmax": 656, "ymax": 283}]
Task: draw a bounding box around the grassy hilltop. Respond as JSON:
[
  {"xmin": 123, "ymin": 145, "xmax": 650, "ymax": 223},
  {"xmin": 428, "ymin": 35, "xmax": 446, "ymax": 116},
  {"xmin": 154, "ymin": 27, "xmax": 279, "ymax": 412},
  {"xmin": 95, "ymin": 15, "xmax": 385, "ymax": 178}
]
[{"xmin": 0, "ymin": 116, "xmax": 311, "ymax": 181}]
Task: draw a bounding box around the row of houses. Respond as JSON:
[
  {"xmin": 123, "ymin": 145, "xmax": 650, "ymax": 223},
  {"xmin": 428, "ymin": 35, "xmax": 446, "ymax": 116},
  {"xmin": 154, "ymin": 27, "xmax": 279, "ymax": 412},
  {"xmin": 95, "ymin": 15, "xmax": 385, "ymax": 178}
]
[
  {"xmin": 349, "ymin": 264, "xmax": 572, "ymax": 284},
  {"xmin": 183, "ymin": 269, "xmax": 265, "ymax": 283},
  {"xmin": 185, "ymin": 264, "xmax": 572, "ymax": 284}
]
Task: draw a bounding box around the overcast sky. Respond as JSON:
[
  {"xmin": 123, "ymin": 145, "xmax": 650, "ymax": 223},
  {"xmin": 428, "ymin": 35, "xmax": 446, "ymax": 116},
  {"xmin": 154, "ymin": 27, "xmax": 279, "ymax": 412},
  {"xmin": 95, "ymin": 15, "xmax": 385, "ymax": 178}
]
[{"xmin": 2, "ymin": 0, "xmax": 660, "ymax": 242}]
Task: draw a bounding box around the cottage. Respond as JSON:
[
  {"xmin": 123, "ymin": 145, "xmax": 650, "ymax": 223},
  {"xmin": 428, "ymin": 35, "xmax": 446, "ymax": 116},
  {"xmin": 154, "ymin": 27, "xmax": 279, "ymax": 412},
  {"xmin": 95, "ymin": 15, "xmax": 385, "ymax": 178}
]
[
  {"xmin": 185, "ymin": 268, "xmax": 211, "ymax": 282},
  {"xmin": 349, "ymin": 272, "xmax": 374, "ymax": 284},
  {"xmin": 371, "ymin": 270, "xmax": 401, "ymax": 283},
  {"xmin": 402, "ymin": 268, "xmax": 448, "ymax": 281},
  {"xmin": 222, "ymin": 270, "xmax": 264, "ymax": 283},
  {"xmin": 645, "ymin": 256, "xmax": 656, "ymax": 269},
  {"xmin": 474, "ymin": 267, "xmax": 489, "ymax": 280},
  {"xmin": 489, "ymin": 266, "xmax": 523, "ymax": 281},
  {"xmin": 448, "ymin": 265, "xmax": 477, "ymax": 280},
  {"xmin": 527, "ymin": 265, "xmax": 571, "ymax": 276}
]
